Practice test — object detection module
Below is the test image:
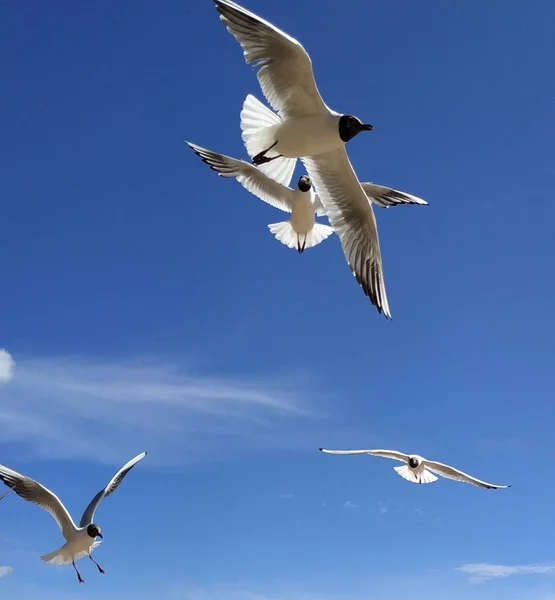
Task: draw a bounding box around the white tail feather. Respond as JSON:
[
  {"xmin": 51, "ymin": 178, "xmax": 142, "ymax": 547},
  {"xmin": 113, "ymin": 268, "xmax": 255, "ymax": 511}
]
[
  {"xmin": 40, "ymin": 540, "xmax": 102, "ymax": 565},
  {"xmin": 304, "ymin": 222, "xmax": 334, "ymax": 249},
  {"xmin": 394, "ymin": 465, "xmax": 438, "ymax": 484},
  {"xmin": 240, "ymin": 95, "xmax": 296, "ymax": 187},
  {"xmin": 268, "ymin": 221, "xmax": 298, "ymax": 250},
  {"xmin": 268, "ymin": 221, "xmax": 333, "ymax": 252}
]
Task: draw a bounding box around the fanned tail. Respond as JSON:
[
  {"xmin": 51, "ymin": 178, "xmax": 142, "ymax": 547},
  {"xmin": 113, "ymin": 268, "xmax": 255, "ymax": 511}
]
[
  {"xmin": 394, "ymin": 465, "xmax": 438, "ymax": 484},
  {"xmin": 240, "ymin": 94, "xmax": 296, "ymax": 187},
  {"xmin": 268, "ymin": 221, "xmax": 333, "ymax": 253}
]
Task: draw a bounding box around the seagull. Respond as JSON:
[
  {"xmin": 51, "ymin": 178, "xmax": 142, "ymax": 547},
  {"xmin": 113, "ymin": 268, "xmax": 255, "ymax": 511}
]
[
  {"xmin": 187, "ymin": 141, "xmax": 333, "ymax": 253},
  {"xmin": 213, "ymin": 0, "xmax": 374, "ymax": 189},
  {"xmin": 213, "ymin": 0, "xmax": 427, "ymax": 317},
  {"xmin": 319, "ymin": 448, "xmax": 510, "ymax": 489},
  {"xmin": 0, "ymin": 452, "xmax": 147, "ymax": 583},
  {"xmin": 186, "ymin": 142, "xmax": 427, "ymax": 253}
]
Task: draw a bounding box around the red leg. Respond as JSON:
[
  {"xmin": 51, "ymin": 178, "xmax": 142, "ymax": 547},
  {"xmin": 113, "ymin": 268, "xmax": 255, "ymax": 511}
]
[
  {"xmin": 72, "ymin": 561, "xmax": 85, "ymax": 584},
  {"xmin": 89, "ymin": 554, "xmax": 105, "ymax": 574}
]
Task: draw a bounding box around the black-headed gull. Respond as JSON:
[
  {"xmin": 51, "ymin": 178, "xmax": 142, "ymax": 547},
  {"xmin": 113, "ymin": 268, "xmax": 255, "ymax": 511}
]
[
  {"xmin": 213, "ymin": 0, "xmax": 373, "ymax": 188},
  {"xmin": 186, "ymin": 142, "xmax": 333, "ymax": 253},
  {"xmin": 213, "ymin": 0, "xmax": 428, "ymax": 318},
  {"xmin": 186, "ymin": 142, "xmax": 427, "ymax": 253},
  {"xmin": 0, "ymin": 452, "xmax": 147, "ymax": 583},
  {"xmin": 319, "ymin": 448, "xmax": 510, "ymax": 489}
]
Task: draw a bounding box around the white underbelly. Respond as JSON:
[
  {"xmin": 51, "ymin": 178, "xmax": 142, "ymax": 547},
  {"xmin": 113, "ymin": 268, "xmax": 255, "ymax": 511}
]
[
  {"xmin": 275, "ymin": 116, "xmax": 343, "ymax": 158},
  {"xmin": 290, "ymin": 198, "xmax": 316, "ymax": 234}
]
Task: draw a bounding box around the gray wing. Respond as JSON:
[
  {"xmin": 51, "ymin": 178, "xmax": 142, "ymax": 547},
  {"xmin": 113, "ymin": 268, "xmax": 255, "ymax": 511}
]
[
  {"xmin": 319, "ymin": 448, "xmax": 409, "ymax": 463},
  {"xmin": 0, "ymin": 464, "xmax": 77, "ymax": 540},
  {"xmin": 186, "ymin": 142, "xmax": 294, "ymax": 213},
  {"xmin": 214, "ymin": 0, "xmax": 328, "ymax": 119},
  {"xmin": 302, "ymin": 149, "xmax": 392, "ymax": 319},
  {"xmin": 360, "ymin": 183, "xmax": 429, "ymax": 208},
  {"xmin": 79, "ymin": 452, "xmax": 147, "ymax": 527},
  {"xmin": 425, "ymin": 460, "xmax": 511, "ymax": 490}
]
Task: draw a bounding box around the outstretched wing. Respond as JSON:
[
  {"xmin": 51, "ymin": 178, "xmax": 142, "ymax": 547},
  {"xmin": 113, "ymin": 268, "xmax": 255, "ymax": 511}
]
[
  {"xmin": 214, "ymin": 0, "xmax": 328, "ymax": 119},
  {"xmin": 302, "ymin": 148, "xmax": 391, "ymax": 319},
  {"xmin": 0, "ymin": 464, "xmax": 77, "ymax": 540},
  {"xmin": 79, "ymin": 452, "xmax": 147, "ymax": 527},
  {"xmin": 425, "ymin": 460, "xmax": 510, "ymax": 490},
  {"xmin": 320, "ymin": 448, "xmax": 409, "ymax": 463},
  {"xmin": 360, "ymin": 183, "xmax": 428, "ymax": 208},
  {"xmin": 187, "ymin": 142, "xmax": 294, "ymax": 213}
]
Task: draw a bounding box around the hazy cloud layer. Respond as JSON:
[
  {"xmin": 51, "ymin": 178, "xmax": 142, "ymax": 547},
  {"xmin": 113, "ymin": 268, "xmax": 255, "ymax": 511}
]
[
  {"xmin": 457, "ymin": 562, "xmax": 555, "ymax": 583},
  {"xmin": 0, "ymin": 353, "xmax": 323, "ymax": 466}
]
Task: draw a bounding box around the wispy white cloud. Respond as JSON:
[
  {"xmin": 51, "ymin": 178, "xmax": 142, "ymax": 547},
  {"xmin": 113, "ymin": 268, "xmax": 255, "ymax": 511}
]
[
  {"xmin": 0, "ymin": 566, "xmax": 14, "ymax": 578},
  {"xmin": 342, "ymin": 500, "xmax": 358, "ymax": 510},
  {"xmin": 377, "ymin": 501, "xmax": 388, "ymax": 515},
  {"xmin": 457, "ymin": 562, "xmax": 555, "ymax": 583},
  {"xmin": 0, "ymin": 350, "xmax": 15, "ymax": 384},
  {"xmin": 0, "ymin": 354, "xmax": 320, "ymax": 466}
]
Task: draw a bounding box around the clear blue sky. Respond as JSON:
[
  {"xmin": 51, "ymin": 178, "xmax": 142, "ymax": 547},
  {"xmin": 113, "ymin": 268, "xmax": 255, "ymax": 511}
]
[{"xmin": 1, "ymin": 0, "xmax": 554, "ymax": 598}]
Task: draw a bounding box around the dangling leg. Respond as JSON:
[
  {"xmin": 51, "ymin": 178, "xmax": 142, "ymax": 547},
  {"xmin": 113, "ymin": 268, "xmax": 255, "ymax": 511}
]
[
  {"xmin": 72, "ymin": 560, "xmax": 85, "ymax": 584},
  {"xmin": 252, "ymin": 141, "xmax": 281, "ymax": 166},
  {"xmin": 89, "ymin": 553, "xmax": 105, "ymax": 574}
]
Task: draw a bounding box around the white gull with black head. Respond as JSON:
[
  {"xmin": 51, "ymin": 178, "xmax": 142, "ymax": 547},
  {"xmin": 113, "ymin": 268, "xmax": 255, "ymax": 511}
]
[
  {"xmin": 0, "ymin": 451, "xmax": 146, "ymax": 583},
  {"xmin": 319, "ymin": 448, "xmax": 510, "ymax": 489}
]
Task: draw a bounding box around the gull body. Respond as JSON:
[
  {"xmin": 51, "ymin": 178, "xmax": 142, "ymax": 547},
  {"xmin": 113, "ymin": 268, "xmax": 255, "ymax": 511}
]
[
  {"xmin": 319, "ymin": 448, "xmax": 510, "ymax": 490},
  {"xmin": 0, "ymin": 451, "xmax": 147, "ymax": 583},
  {"xmin": 213, "ymin": 0, "xmax": 429, "ymax": 317}
]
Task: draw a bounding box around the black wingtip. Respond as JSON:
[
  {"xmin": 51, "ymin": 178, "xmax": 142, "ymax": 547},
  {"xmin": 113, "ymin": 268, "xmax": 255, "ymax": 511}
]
[{"xmin": 318, "ymin": 448, "xmax": 324, "ymax": 452}]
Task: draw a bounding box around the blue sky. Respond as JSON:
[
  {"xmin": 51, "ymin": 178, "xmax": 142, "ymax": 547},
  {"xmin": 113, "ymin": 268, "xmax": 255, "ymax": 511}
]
[{"xmin": 1, "ymin": 0, "xmax": 554, "ymax": 598}]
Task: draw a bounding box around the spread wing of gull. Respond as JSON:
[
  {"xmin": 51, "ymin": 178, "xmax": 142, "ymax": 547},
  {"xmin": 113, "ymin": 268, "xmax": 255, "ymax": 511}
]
[
  {"xmin": 314, "ymin": 183, "xmax": 429, "ymax": 217},
  {"xmin": 0, "ymin": 464, "xmax": 78, "ymax": 540},
  {"xmin": 302, "ymin": 148, "xmax": 392, "ymax": 318},
  {"xmin": 424, "ymin": 460, "xmax": 511, "ymax": 490},
  {"xmin": 320, "ymin": 448, "xmax": 409, "ymax": 462},
  {"xmin": 79, "ymin": 452, "xmax": 147, "ymax": 527},
  {"xmin": 186, "ymin": 142, "xmax": 295, "ymax": 213},
  {"xmin": 360, "ymin": 183, "xmax": 429, "ymax": 208},
  {"xmin": 214, "ymin": 0, "xmax": 328, "ymax": 119}
]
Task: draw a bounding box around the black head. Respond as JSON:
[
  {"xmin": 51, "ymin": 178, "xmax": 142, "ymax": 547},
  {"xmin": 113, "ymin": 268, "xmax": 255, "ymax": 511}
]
[
  {"xmin": 297, "ymin": 175, "xmax": 312, "ymax": 193},
  {"xmin": 338, "ymin": 115, "xmax": 373, "ymax": 143},
  {"xmin": 87, "ymin": 523, "xmax": 103, "ymax": 539},
  {"xmin": 408, "ymin": 457, "xmax": 420, "ymax": 469}
]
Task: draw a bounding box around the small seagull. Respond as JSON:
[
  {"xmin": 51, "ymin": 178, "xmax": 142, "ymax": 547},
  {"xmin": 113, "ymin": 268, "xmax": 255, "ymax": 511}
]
[
  {"xmin": 187, "ymin": 142, "xmax": 333, "ymax": 253},
  {"xmin": 186, "ymin": 142, "xmax": 427, "ymax": 253},
  {"xmin": 213, "ymin": 0, "xmax": 374, "ymax": 188},
  {"xmin": 0, "ymin": 451, "xmax": 147, "ymax": 583},
  {"xmin": 319, "ymin": 448, "xmax": 510, "ymax": 489},
  {"xmin": 212, "ymin": 1, "xmax": 429, "ymax": 317}
]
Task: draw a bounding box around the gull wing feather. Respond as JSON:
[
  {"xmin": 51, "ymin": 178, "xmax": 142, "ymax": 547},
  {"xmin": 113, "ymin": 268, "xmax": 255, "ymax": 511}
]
[
  {"xmin": 425, "ymin": 460, "xmax": 510, "ymax": 490},
  {"xmin": 360, "ymin": 183, "xmax": 429, "ymax": 208},
  {"xmin": 302, "ymin": 149, "xmax": 391, "ymax": 318},
  {"xmin": 214, "ymin": 0, "xmax": 328, "ymax": 118},
  {"xmin": 79, "ymin": 452, "xmax": 147, "ymax": 527},
  {"xmin": 0, "ymin": 464, "xmax": 77, "ymax": 540},
  {"xmin": 187, "ymin": 142, "xmax": 294, "ymax": 213},
  {"xmin": 319, "ymin": 448, "xmax": 409, "ymax": 463}
]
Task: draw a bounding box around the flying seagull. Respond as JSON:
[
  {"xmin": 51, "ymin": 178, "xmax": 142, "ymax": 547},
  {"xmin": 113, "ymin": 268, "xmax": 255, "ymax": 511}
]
[
  {"xmin": 186, "ymin": 142, "xmax": 426, "ymax": 253},
  {"xmin": 214, "ymin": 0, "xmax": 374, "ymax": 188},
  {"xmin": 187, "ymin": 142, "xmax": 333, "ymax": 253},
  {"xmin": 213, "ymin": 0, "xmax": 427, "ymax": 317},
  {"xmin": 0, "ymin": 451, "xmax": 147, "ymax": 583},
  {"xmin": 319, "ymin": 448, "xmax": 510, "ymax": 489}
]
